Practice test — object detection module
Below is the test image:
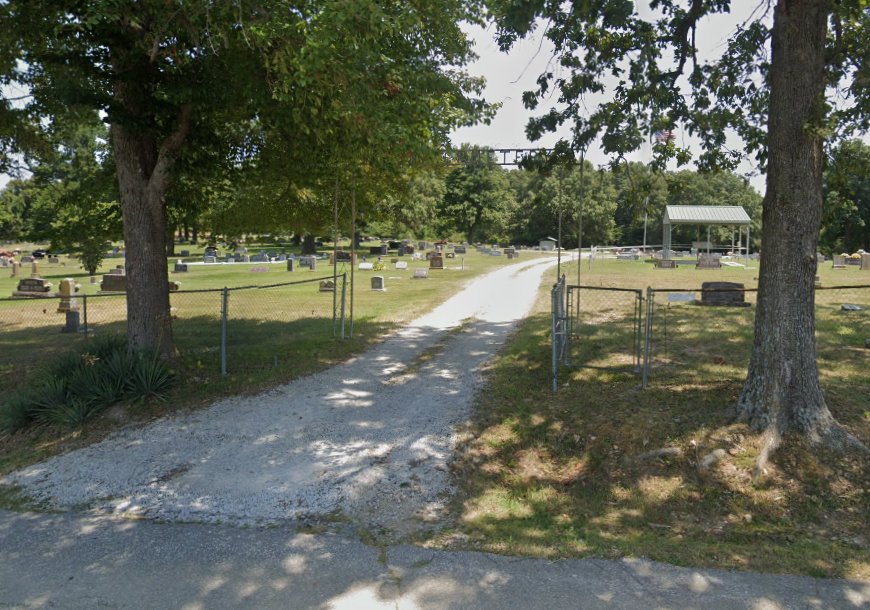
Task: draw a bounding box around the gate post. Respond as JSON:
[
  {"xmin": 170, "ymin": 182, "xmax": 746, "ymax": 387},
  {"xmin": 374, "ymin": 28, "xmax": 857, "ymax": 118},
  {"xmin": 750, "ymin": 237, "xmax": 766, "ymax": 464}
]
[{"xmin": 642, "ymin": 287, "xmax": 654, "ymax": 388}]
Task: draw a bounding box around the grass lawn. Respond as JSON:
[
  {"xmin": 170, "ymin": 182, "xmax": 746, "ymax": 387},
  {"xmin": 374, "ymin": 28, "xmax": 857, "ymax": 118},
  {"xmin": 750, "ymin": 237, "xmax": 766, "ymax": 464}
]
[{"xmin": 430, "ymin": 258, "xmax": 870, "ymax": 580}]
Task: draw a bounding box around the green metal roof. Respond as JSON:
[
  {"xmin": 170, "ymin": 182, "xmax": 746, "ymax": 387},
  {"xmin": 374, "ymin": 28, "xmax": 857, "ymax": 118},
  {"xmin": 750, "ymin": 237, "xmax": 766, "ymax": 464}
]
[{"xmin": 664, "ymin": 205, "xmax": 752, "ymax": 225}]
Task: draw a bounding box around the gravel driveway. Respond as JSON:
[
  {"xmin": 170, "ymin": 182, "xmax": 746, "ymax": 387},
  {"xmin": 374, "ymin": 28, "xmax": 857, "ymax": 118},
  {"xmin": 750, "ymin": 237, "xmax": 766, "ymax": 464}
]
[{"xmin": 5, "ymin": 257, "xmax": 559, "ymax": 534}]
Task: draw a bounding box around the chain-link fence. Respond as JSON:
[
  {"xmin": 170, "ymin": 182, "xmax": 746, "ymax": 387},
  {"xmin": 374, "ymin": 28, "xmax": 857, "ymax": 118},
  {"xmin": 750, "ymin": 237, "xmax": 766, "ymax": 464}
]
[
  {"xmin": 641, "ymin": 284, "xmax": 870, "ymax": 387},
  {"xmin": 0, "ymin": 274, "xmax": 347, "ymax": 383},
  {"xmin": 567, "ymin": 285, "xmax": 643, "ymax": 374}
]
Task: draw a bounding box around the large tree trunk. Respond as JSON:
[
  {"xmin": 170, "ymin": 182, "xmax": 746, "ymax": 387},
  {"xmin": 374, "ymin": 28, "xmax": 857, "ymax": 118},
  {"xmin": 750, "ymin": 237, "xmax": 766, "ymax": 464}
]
[
  {"xmin": 113, "ymin": 125, "xmax": 173, "ymax": 357},
  {"xmin": 737, "ymin": 0, "xmax": 835, "ymax": 441},
  {"xmin": 301, "ymin": 233, "xmax": 317, "ymax": 255}
]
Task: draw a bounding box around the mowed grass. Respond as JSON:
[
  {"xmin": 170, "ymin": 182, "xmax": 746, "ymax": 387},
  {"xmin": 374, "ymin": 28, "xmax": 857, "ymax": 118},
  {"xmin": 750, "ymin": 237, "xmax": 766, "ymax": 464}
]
[
  {"xmin": 0, "ymin": 244, "xmax": 552, "ymax": 474},
  {"xmin": 430, "ymin": 258, "xmax": 869, "ymax": 580}
]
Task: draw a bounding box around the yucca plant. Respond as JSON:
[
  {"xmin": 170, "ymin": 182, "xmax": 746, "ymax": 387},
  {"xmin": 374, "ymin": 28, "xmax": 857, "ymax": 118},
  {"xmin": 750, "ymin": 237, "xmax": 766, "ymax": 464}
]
[
  {"xmin": 0, "ymin": 392, "xmax": 36, "ymax": 433},
  {"xmin": 128, "ymin": 353, "xmax": 173, "ymax": 403}
]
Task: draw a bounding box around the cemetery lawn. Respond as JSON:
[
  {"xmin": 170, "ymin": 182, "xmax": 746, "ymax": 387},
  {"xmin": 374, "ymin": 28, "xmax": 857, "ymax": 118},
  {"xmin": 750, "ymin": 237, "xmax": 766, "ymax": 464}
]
[
  {"xmin": 0, "ymin": 247, "xmax": 550, "ymax": 476},
  {"xmin": 432, "ymin": 259, "xmax": 869, "ymax": 580}
]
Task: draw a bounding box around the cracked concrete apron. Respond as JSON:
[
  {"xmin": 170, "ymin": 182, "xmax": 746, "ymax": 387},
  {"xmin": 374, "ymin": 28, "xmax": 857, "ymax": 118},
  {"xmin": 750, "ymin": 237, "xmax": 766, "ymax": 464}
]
[{"xmin": 6, "ymin": 258, "xmax": 560, "ymax": 531}]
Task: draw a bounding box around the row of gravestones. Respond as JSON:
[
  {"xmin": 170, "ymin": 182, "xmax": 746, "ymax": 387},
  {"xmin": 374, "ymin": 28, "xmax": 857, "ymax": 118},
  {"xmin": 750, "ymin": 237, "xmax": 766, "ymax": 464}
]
[{"xmin": 833, "ymin": 254, "xmax": 870, "ymax": 270}]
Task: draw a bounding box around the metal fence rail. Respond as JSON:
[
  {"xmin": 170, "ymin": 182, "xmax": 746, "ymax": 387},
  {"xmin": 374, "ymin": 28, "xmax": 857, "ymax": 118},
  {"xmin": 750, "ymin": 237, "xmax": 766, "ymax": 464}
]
[{"xmin": 0, "ymin": 274, "xmax": 347, "ymax": 377}]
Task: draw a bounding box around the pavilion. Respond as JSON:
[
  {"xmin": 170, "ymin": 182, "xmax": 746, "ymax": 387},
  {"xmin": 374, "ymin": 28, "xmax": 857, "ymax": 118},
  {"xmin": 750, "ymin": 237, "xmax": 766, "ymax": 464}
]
[{"xmin": 662, "ymin": 205, "xmax": 752, "ymax": 262}]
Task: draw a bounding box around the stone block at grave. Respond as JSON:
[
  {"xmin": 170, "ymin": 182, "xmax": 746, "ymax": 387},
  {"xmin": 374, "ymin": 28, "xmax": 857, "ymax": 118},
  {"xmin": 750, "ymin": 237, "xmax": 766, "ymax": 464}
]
[
  {"xmin": 418, "ymin": 241, "xmax": 427, "ymax": 250},
  {"xmin": 308, "ymin": 256, "xmax": 317, "ymax": 271},
  {"xmin": 454, "ymin": 245, "xmax": 466, "ymax": 254},
  {"xmin": 507, "ymin": 252, "xmax": 515, "ymax": 260},
  {"xmin": 395, "ymin": 261, "xmax": 408, "ymax": 270},
  {"xmin": 696, "ymin": 254, "xmax": 721, "ymax": 269},
  {"xmin": 429, "ymin": 255, "xmax": 444, "ymax": 269},
  {"xmin": 48, "ymin": 256, "xmax": 60, "ymax": 264},
  {"xmin": 20, "ymin": 256, "xmax": 33, "ymax": 263},
  {"xmin": 446, "ymin": 252, "xmax": 455, "ymax": 259},
  {"xmin": 174, "ymin": 260, "xmax": 189, "ymax": 273},
  {"xmin": 298, "ymin": 257, "xmax": 311, "ymax": 268},
  {"xmin": 833, "ymin": 255, "xmax": 847, "ymax": 268},
  {"xmin": 90, "ymin": 275, "xmax": 98, "ymax": 284},
  {"xmin": 369, "ymin": 245, "xmax": 388, "ymax": 255},
  {"xmin": 371, "ymin": 276, "xmax": 386, "ymax": 291},
  {"xmin": 109, "ymin": 267, "xmax": 124, "ymax": 275},
  {"xmin": 286, "ymin": 258, "xmax": 295, "ymax": 272},
  {"xmin": 56, "ymin": 278, "xmax": 80, "ymax": 313},
  {"xmin": 700, "ymin": 281, "xmax": 749, "ymax": 307},
  {"xmin": 30, "ymin": 261, "xmax": 40, "ymax": 277},
  {"xmin": 390, "ymin": 257, "xmax": 398, "ymax": 264},
  {"xmin": 396, "ymin": 248, "xmax": 404, "ymax": 257},
  {"xmin": 861, "ymin": 254, "xmax": 870, "ymax": 270},
  {"xmin": 0, "ymin": 258, "xmax": 7, "ymax": 267},
  {"xmin": 61, "ymin": 309, "xmax": 80, "ymax": 334},
  {"xmin": 243, "ymin": 254, "xmax": 251, "ymax": 262},
  {"xmin": 404, "ymin": 245, "xmax": 415, "ymax": 254},
  {"xmin": 388, "ymin": 240, "xmax": 402, "ymax": 251},
  {"xmin": 490, "ymin": 250, "xmax": 502, "ymax": 256},
  {"xmin": 168, "ymin": 281, "xmax": 181, "ymax": 291},
  {"xmin": 100, "ymin": 274, "xmax": 127, "ymax": 292},
  {"xmin": 14, "ymin": 277, "xmax": 53, "ymax": 296},
  {"xmin": 359, "ymin": 262, "xmax": 374, "ymax": 271},
  {"xmin": 319, "ymin": 279, "xmax": 335, "ymax": 292},
  {"xmin": 277, "ymin": 254, "xmax": 287, "ymax": 262},
  {"xmin": 180, "ymin": 250, "xmax": 190, "ymax": 257},
  {"xmin": 656, "ymin": 259, "xmax": 676, "ymax": 269},
  {"xmin": 412, "ymin": 268, "xmax": 429, "ymax": 279}
]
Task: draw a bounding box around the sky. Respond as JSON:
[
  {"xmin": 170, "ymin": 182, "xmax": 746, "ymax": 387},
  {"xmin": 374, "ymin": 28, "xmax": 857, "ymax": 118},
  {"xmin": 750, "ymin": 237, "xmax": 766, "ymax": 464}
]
[{"xmin": 450, "ymin": 8, "xmax": 771, "ymax": 193}]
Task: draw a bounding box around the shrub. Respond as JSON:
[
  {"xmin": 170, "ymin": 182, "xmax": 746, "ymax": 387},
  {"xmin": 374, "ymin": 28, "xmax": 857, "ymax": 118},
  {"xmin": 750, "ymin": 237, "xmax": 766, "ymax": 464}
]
[{"xmin": 1, "ymin": 336, "xmax": 174, "ymax": 431}]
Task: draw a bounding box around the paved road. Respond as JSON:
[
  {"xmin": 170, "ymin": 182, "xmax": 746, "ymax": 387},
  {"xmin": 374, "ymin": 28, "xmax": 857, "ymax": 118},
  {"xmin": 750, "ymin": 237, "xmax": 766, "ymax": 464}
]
[{"xmin": 1, "ymin": 509, "xmax": 866, "ymax": 609}]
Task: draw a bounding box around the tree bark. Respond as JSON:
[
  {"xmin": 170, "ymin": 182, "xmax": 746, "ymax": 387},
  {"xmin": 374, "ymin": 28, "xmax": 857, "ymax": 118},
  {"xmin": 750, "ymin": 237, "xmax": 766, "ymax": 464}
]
[
  {"xmin": 301, "ymin": 233, "xmax": 317, "ymax": 255},
  {"xmin": 737, "ymin": 0, "xmax": 836, "ymax": 441}
]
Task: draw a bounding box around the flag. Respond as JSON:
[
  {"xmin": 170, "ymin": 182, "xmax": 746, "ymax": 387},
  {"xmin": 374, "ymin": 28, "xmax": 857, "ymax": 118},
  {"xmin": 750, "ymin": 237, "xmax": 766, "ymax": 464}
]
[{"xmin": 654, "ymin": 129, "xmax": 675, "ymax": 144}]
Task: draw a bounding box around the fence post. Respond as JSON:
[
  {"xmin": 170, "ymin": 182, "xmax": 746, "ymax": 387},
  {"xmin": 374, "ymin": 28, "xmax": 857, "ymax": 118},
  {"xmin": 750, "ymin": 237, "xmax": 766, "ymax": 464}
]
[
  {"xmin": 564, "ymin": 282, "xmax": 572, "ymax": 367},
  {"xmin": 82, "ymin": 294, "xmax": 89, "ymax": 339},
  {"xmin": 220, "ymin": 287, "xmax": 228, "ymax": 376},
  {"xmin": 642, "ymin": 287, "xmax": 654, "ymax": 388},
  {"xmin": 340, "ymin": 272, "xmax": 347, "ymax": 340},
  {"xmin": 551, "ymin": 281, "xmax": 558, "ymax": 392},
  {"xmin": 634, "ymin": 291, "xmax": 642, "ymax": 373}
]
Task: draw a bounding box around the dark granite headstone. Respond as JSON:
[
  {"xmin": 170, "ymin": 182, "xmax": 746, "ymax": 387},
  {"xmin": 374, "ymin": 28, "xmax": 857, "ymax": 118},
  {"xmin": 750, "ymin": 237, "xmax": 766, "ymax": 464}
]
[{"xmin": 700, "ymin": 282, "xmax": 749, "ymax": 307}]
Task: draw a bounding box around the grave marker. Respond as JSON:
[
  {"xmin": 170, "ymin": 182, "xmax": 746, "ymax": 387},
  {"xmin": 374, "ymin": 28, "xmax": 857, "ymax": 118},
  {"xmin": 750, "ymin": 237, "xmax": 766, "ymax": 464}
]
[
  {"xmin": 319, "ymin": 279, "xmax": 335, "ymax": 292},
  {"xmin": 359, "ymin": 262, "xmax": 374, "ymax": 271},
  {"xmin": 395, "ymin": 261, "xmax": 408, "ymax": 270},
  {"xmin": 454, "ymin": 245, "xmax": 466, "ymax": 254},
  {"xmin": 13, "ymin": 276, "xmax": 53, "ymax": 296},
  {"xmin": 56, "ymin": 278, "xmax": 80, "ymax": 313},
  {"xmin": 370, "ymin": 276, "xmax": 386, "ymax": 291},
  {"xmin": 700, "ymin": 282, "xmax": 749, "ymax": 307},
  {"xmin": 412, "ymin": 268, "xmax": 429, "ymax": 279},
  {"xmin": 429, "ymin": 255, "xmax": 444, "ymax": 269},
  {"xmin": 174, "ymin": 260, "xmax": 189, "ymax": 273}
]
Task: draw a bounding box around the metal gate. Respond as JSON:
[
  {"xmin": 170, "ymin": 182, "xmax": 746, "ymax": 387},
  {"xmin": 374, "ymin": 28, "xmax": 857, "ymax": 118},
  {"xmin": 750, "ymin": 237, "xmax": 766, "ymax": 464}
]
[{"xmin": 567, "ymin": 285, "xmax": 644, "ymax": 374}]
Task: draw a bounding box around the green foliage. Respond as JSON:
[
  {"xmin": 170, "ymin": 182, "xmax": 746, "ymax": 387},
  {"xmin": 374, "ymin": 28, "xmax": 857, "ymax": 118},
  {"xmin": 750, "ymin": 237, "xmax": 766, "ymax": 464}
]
[
  {"xmin": 440, "ymin": 146, "xmax": 517, "ymax": 243},
  {"xmin": 0, "ymin": 336, "xmax": 173, "ymax": 433},
  {"xmin": 821, "ymin": 139, "xmax": 870, "ymax": 254}
]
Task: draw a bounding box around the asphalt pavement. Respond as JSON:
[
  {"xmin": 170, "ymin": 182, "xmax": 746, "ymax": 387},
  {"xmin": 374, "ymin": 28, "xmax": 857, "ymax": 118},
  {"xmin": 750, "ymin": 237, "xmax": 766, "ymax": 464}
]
[{"xmin": 0, "ymin": 509, "xmax": 866, "ymax": 609}]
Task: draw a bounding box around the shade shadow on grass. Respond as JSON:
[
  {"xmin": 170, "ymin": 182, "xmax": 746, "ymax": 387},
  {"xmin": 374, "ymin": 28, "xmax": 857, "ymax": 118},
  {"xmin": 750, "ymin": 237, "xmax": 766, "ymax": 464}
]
[{"xmin": 444, "ymin": 307, "xmax": 869, "ymax": 580}]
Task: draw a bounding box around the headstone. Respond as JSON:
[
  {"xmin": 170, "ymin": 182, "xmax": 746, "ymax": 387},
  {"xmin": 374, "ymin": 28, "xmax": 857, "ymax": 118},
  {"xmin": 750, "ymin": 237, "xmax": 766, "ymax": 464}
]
[
  {"xmin": 370, "ymin": 276, "xmax": 386, "ymax": 291},
  {"xmin": 56, "ymin": 278, "xmax": 80, "ymax": 313},
  {"xmin": 656, "ymin": 259, "xmax": 676, "ymax": 269},
  {"xmin": 506, "ymin": 252, "xmax": 514, "ymax": 260},
  {"xmin": 359, "ymin": 262, "xmax": 374, "ymax": 271},
  {"xmin": 833, "ymin": 255, "xmax": 847, "ymax": 268},
  {"xmin": 168, "ymin": 281, "xmax": 181, "ymax": 291},
  {"xmin": 454, "ymin": 245, "xmax": 467, "ymax": 254},
  {"xmin": 62, "ymin": 310, "xmax": 80, "ymax": 334},
  {"xmin": 412, "ymin": 268, "xmax": 429, "ymax": 279},
  {"xmin": 276, "ymin": 254, "xmax": 287, "ymax": 262},
  {"xmin": 20, "ymin": 256, "xmax": 34, "ymax": 263},
  {"xmin": 429, "ymin": 255, "xmax": 444, "ymax": 269},
  {"xmin": 446, "ymin": 252, "xmax": 456, "ymax": 259},
  {"xmin": 0, "ymin": 258, "xmax": 7, "ymax": 267},
  {"xmin": 10, "ymin": 261, "xmax": 18, "ymax": 277},
  {"xmin": 418, "ymin": 241, "xmax": 427, "ymax": 250},
  {"xmin": 286, "ymin": 258, "xmax": 295, "ymax": 272},
  {"xmin": 395, "ymin": 261, "xmax": 408, "ymax": 270},
  {"xmin": 319, "ymin": 279, "xmax": 335, "ymax": 292},
  {"xmin": 90, "ymin": 275, "xmax": 98, "ymax": 284},
  {"xmin": 109, "ymin": 267, "xmax": 124, "ymax": 275},
  {"xmin": 174, "ymin": 260, "xmax": 189, "ymax": 273},
  {"xmin": 369, "ymin": 245, "xmax": 388, "ymax": 255},
  {"xmin": 490, "ymin": 250, "xmax": 502, "ymax": 256},
  {"xmin": 48, "ymin": 256, "xmax": 60, "ymax": 264},
  {"xmin": 308, "ymin": 256, "xmax": 317, "ymax": 271},
  {"xmin": 700, "ymin": 281, "xmax": 749, "ymax": 307},
  {"xmin": 696, "ymin": 253, "xmax": 721, "ymax": 269},
  {"xmin": 861, "ymin": 254, "xmax": 870, "ymax": 271},
  {"xmin": 14, "ymin": 277, "xmax": 53, "ymax": 296},
  {"xmin": 30, "ymin": 261, "xmax": 40, "ymax": 277},
  {"xmin": 298, "ymin": 256, "xmax": 311, "ymax": 268},
  {"xmin": 243, "ymin": 254, "xmax": 251, "ymax": 263},
  {"xmin": 180, "ymin": 250, "xmax": 190, "ymax": 257},
  {"xmin": 404, "ymin": 245, "xmax": 415, "ymax": 255},
  {"xmin": 388, "ymin": 240, "xmax": 402, "ymax": 250},
  {"xmin": 396, "ymin": 248, "xmax": 404, "ymax": 257},
  {"xmin": 100, "ymin": 274, "xmax": 127, "ymax": 292}
]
